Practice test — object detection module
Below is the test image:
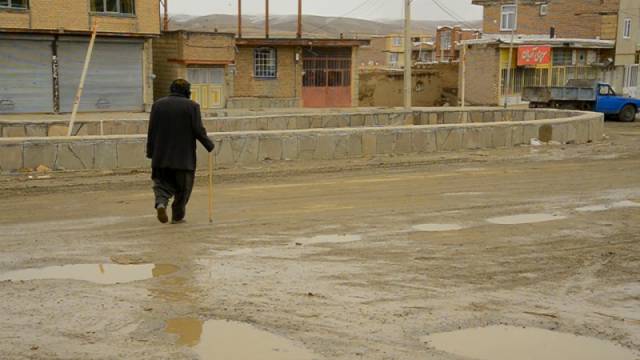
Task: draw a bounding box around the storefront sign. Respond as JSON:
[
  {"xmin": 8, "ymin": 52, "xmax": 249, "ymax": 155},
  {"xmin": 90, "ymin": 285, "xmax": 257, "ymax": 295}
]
[{"xmin": 517, "ymin": 46, "xmax": 551, "ymax": 66}]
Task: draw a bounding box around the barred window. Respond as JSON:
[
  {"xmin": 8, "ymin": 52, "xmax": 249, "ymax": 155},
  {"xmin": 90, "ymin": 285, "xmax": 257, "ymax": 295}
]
[
  {"xmin": 0, "ymin": 0, "xmax": 28, "ymax": 9},
  {"xmin": 552, "ymin": 48, "xmax": 572, "ymax": 66},
  {"xmin": 91, "ymin": 0, "xmax": 135, "ymax": 15},
  {"xmin": 254, "ymin": 47, "xmax": 277, "ymax": 79}
]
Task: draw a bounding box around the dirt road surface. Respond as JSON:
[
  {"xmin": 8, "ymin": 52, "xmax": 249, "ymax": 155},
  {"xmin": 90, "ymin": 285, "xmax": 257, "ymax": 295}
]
[{"xmin": 1, "ymin": 122, "xmax": 639, "ymax": 359}]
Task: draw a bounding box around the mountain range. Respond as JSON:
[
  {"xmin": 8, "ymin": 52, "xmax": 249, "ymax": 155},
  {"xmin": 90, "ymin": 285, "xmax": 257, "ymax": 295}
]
[{"xmin": 170, "ymin": 14, "xmax": 482, "ymax": 39}]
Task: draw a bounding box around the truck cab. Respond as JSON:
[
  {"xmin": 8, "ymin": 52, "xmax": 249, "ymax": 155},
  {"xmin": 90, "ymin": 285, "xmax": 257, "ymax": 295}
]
[{"xmin": 595, "ymin": 83, "xmax": 640, "ymax": 122}]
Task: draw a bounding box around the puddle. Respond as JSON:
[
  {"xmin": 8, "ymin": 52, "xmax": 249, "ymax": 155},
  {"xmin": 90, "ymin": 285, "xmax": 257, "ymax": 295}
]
[
  {"xmin": 0, "ymin": 264, "xmax": 178, "ymax": 284},
  {"xmin": 487, "ymin": 213, "xmax": 566, "ymax": 225},
  {"xmin": 423, "ymin": 325, "xmax": 636, "ymax": 360},
  {"xmin": 295, "ymin": 234, "xmax": 362, "ymax": 245},
  {"xmin": 165, "ymin": 318, "xmax": 318, "ymax": 360},
  {"xmin": 576, "ymin": 200, "xmax": 640, "ymax": 213},
  {"xmin": 412, "ymin": 224, "xmax": 464, "ymax": 232}
]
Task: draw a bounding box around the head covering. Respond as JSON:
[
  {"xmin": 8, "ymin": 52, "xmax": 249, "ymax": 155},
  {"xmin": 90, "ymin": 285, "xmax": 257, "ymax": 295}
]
[{"xmin": 170, "ymin": 79, "xmax": 191, "ymax": 98}]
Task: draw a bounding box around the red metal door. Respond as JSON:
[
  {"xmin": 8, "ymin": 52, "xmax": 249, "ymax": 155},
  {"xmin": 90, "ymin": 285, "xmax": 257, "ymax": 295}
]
[{"xmin": 303, "ymin": 55, "xmax": 351, "ymax": 107}]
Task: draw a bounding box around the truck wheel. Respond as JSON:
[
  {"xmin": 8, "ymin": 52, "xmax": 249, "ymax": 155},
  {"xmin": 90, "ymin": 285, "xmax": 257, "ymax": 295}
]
[{"xmin": 619, "ymin": 105, "xmax": 637, "ymax": 122}]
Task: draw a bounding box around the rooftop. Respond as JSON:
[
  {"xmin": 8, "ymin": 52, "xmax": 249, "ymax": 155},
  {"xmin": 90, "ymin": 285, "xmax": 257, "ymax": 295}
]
[{"xmin": 463, "ymin": 34, "xmax": 615, "ymax": 49}]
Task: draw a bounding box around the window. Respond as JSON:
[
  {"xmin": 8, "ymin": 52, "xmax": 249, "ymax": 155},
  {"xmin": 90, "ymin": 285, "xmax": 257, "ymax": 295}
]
[
  {"xmin": 599, "ymin": 85, "xmax": 615, "ymax": 96},
  {"xmin": 623, "ymin": 18, "xmax": 632, "ymax": 39},
  {"xmin": 392, "ymin": 37, "xmax": 402, "ymax": 47},
  {"xmin": 91, "ymin": 0, "xmax": 135, "ymax": 15},
  {"xmin": 441, "ymin": 31, "xmax": 451, "ymax": 50},
  {"xmin": 389, "ymin": 53, "xmax": 399, "ymax": 66},
  {"xmin": 539, "ymin": 4, "xmax": 548, "ymax": 16},
  {"xmin": 501, "ymin": 4, "xmax": 517, "ymax": 31},
  {"xmin": 254, "ymin": 47, "xmax": 277, "ymax": 78},
  {"xmin": 0, "ymin": 0, "xmax": 28, "ymax": 9},
  {"xmin": 552, "ymin": 48, "xmax": 572, "ymax": 66}
]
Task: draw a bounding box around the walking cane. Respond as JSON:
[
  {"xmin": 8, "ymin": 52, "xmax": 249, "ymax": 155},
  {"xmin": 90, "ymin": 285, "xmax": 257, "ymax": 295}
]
[{"xmin": 208, "ymin": 152, "xmax": 214, "ymax": 224}]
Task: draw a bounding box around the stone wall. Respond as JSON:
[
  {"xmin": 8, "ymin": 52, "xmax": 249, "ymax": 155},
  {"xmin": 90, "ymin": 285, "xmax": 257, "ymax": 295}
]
[
  {"xmin": 0, "ymin": 109, "xmax": 604, "ymax": 173},
  {"xmin": 0, "ymin": 110, "xmax": 413, "ymax": 137},
  {"xmin": 226, "ymin": 97, "xmax": 301, "ymax": 109}
]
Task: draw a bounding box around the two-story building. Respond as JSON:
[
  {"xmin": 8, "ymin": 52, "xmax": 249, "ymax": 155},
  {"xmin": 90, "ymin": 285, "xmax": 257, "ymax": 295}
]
[
  {"xmin": 0, "ymin": 0, "xmax": 160, "ymax": 114},
  {"xmin": 465, "ymin": 0, "xmax": 640, "ymax": 105},
  {"xmin": 434, "ymin": 26, "xmax": 481, "ymax": 62},
  {"xmin": 359, "ymin": 34, "xmax": 432, "ymax": 69}
]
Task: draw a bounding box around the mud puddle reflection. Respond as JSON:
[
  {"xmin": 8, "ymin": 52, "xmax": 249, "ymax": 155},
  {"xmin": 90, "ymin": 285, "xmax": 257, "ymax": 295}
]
[
  {"xmin": 295, "ymin": 234, "xmax": 361, "ymax": 245},
  {"xmin": 412, "ymin": 224, "xmax": 464, "ymax": 232},
  {"xmin": 487, "ymin": 213, "xmax": 566, "ymax": 225},
  {"xmin": 165, "ymin": 318, "xmax": 319, "ymax": 360},
  {"xmin": 576, "ymin": 200, "xmax": 640, "ymax": 212},
  {"xmin": 0, "ymin": 264, "xmax": 178, "ymax": 284},
  {"xmin": 423, "ymin": 325, "xmax": 636, "ymax": 360}
]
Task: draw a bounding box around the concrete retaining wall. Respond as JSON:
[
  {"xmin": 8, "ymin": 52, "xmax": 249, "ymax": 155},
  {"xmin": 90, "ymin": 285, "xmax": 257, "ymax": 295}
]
[
  {"xmin": 0, "ymin": 108, "xmax": 582, "ymax": 138},
  {"xmin": 0, "ymin": 110, "xmax": 604, "ymax": 173}
]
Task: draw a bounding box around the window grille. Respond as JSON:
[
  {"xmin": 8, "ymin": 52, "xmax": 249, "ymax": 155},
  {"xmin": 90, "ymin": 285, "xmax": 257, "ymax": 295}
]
[
  {"xmin": 624, "ymin": 18, "xmax": 632, "ymax": 39},
  {"xmin": 0, "ymin": 0, "xmax": 28, "ymax": 9},
  {"xmin": 254, "ymin": 47, "xmax": 277, "ymax": 79},
  {"xmin": 552, "ymin": 49, "xmax": 572, "ymax": 66},
  {"xmin": 91, "ymin": 0, "xmax": 135, "ymax": 15}
]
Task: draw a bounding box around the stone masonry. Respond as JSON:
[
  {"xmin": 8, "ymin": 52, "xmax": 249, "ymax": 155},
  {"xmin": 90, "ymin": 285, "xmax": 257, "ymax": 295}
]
[{"xmin": 0, "ymin": 109, "xmax": 604, "ymax": 173}]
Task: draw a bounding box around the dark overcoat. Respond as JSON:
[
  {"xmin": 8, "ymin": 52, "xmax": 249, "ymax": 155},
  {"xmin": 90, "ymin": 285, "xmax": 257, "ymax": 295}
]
[{"xmin": 146, "ymin": 93, "xmax": 215, "ymax": 171}]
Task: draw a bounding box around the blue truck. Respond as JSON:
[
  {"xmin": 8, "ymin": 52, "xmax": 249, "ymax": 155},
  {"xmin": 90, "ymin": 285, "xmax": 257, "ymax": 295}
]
[{"xmin": 523, "ymin": 80, "xmax": 639, "ymax": 122}]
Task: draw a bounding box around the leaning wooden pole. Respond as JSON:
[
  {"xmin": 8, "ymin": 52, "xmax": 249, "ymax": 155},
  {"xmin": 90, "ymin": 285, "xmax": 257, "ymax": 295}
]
[
  {"xmin": 208, "ymin": 152, "xmax": 214, "ymax": 224},
  {"xmin": 68, "ymin": 23, "xmax": 98, "ymax": 137}
]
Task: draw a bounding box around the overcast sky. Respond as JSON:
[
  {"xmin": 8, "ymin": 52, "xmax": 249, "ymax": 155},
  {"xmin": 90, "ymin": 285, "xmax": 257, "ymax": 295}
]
[{"xmin": 169, "ymin": 0, "xmax": 483, "ymax": 21}]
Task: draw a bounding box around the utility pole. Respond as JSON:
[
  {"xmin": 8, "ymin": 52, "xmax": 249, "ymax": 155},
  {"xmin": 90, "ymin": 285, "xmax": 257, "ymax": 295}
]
[
  {"xmin": 297, "ymin": 0, "xmax": 302, "ymax": 39},
  {"xmin": 161, "ymin": 0, "xmax": 169, "ymax": 32},
  {"xmin": 404, "ymin": 0, "xmax": 412, "ymax": 110},
  {"xmin": 504, "ymin": 0, "xmax": 518, "ymax": 109},
  {"xmin": 461, "ymin": 43, "xmax": 466, "ymax": 109},
  {"xmin": 237, "ymin": 0, "xmax": 242, "ymax": 38},
  {"xmin": 265, "ymin": 0, "xmax": 270, "ymax": 39}
]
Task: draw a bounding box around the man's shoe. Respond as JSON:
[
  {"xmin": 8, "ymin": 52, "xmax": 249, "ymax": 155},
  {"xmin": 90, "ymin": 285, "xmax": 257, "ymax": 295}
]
[
  {"xmin": 156, "ymin": 205, "xmax": 169, "ymax": 224},
  {"xmin": 171, "ymin": 219, "xmax": 186, "ymax": 225}
]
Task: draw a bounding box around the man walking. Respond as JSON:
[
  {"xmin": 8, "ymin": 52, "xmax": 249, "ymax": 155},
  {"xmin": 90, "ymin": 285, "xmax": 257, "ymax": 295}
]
[{"xmin": 146, "ymin": 79, "xmax": 215, "ymax": 224}]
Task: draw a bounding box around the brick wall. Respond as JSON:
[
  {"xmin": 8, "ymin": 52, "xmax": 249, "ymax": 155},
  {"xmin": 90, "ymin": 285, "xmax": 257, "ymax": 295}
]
[
  {"xmin": 181, "ymin": 32, "xmax": 235, "ymax": 62},
  {"xmin": 359, "ymin": 37, "xmax": 388, "ymax": 67},
  {"xmin": 463, "ymin": 44, "xmax": 501, "ymax": 106},
  {"xmin": 233, "ymin": 46, "xmax": 302, "ymax": 99},
  {"xmin": 152, "ymin": 33, "xmax": 186, "ymax": 100},
  {"xmin": 478, "ymin": 0, "xmax": 620, "ymax": 39},
  {"xmin": 0, "ymin": 0, "xmax": 160, "ymax": 35},
  {"xmin": 0, "ymin": 10, "xmax": 29, "ymax": 28}
]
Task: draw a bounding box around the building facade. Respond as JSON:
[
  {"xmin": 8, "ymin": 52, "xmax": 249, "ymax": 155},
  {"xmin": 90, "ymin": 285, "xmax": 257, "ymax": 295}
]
[
  {"xmin": 0, "ymin": 0, "xmax": 160, "ymax": 114},
  {"xmin": 473, "ymin": 0, "xmax": 620, "ymax": 39},
  {"xmin": 435, "ymin": 26, "xmax": 481, "ymax": 62},
  {"xmin": 468, "ymin": 0, "xmax": 640, "ymax": 103},
  {"xmin": 154, "ymin": 31, "xmax": 368, "ymax": 109}
]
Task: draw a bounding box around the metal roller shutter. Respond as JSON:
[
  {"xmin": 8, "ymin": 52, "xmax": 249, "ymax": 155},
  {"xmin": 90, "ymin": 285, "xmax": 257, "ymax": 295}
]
[
  {"xmin": 58, "ymin": 39, "xmax": 143, "ymax": 112},
  {"xmin": 0, "ymin": 38, "xmax": 54, "ymax": 113}
]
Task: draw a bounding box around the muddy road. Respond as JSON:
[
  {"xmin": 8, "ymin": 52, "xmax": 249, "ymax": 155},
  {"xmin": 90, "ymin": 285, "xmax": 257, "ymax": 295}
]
[{"xmin": 1, "ymin": 122, "xmax": 639, "ymax": 359}]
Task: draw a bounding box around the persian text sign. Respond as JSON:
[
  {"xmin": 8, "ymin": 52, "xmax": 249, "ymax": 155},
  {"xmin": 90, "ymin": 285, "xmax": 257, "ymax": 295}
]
[{"xmin": 517, "ymin": 46, "xmax": 551, "ymax": 66}]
